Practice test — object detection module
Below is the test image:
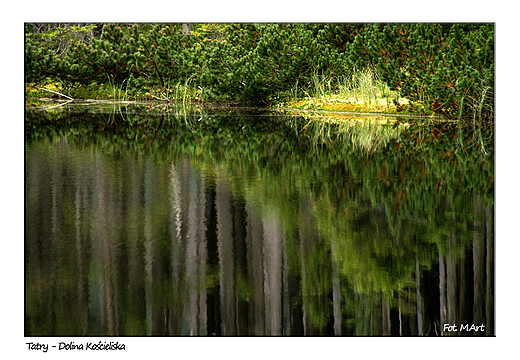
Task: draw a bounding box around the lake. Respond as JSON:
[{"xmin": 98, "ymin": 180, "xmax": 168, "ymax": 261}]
[{"xmin": 25, "ymin": 102, "xmax": 494, "ymax": 336}]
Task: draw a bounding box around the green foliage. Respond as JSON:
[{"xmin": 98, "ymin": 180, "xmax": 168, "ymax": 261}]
[
  {"xmin": 25, "ymin": 23, "xmax": 494, "ymax": 120},
  {"xmin": 25, "ymin": 23, "xmax": 359, "ymax": 102},
  {"xmin": 350, "ymin": 23, "xmax": 494, "ymax": 120},
  {"xmin": 25, "ymin": 24, "xmax": 197, "ymax": 89},
  {"xmin": 200, "ymin": 23, "xmax": 356, "ymax": 102}
]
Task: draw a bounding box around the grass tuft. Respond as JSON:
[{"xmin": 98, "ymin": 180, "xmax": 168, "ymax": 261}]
[{"xmin": 284, "ymin": 67, "xmax": 408, "ymax": 114}]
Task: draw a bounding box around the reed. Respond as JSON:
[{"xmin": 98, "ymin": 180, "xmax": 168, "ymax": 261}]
[
  {"xmin": 308, "ymin": 71, "xmax": 334, "ymax": 102},
  {"xmin": 302, "ymin": 67, "xmax": 396, "ymax": 110},
  {"xmin": 471, "ymin": 86, "xmax": 491, "ymax": 156},
  {"xmin": 457, "ymin": 96, "xmax": 465, "ymax": 148},
  {"xmin": 105, "ymin": 75, "xmax": 127, "ymax": 101}
]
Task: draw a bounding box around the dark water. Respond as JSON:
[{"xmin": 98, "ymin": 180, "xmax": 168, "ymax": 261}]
[{"xmin": 25, "ymin": 106, "xmax": 494, "ymax": 336}]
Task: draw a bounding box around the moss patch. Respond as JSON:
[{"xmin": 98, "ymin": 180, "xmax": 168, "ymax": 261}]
[{"xmin": 279, "ymin": 95, "xmax": 432, "ymax": 117}]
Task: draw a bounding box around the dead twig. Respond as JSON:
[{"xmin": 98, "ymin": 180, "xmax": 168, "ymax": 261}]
[
  {"xmin": 149, "ymin": 93, "xmax": 170, "ymax": 102},
  {"xmin": 37, "ymin": 87, "xmax": 75, "ymax": 101}
]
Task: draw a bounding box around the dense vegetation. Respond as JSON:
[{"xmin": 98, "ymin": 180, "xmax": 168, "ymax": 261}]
[{"xmin": 25, "ymin": 23, "xmax": 494, "ymax": 120}]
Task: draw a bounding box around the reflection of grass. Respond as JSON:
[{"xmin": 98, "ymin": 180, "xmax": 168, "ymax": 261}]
[
  {"xmin": 298, "ymin": 116, "xmax": 405, "ymax": 155},
  {"xmin": 343, "ymin": 120, "xmax": 402, "ymax": 155}
]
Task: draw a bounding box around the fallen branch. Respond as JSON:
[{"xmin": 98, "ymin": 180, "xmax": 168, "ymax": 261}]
[
  {"xmin": 149, "ymin": 93, "xmax": 171, "ymax": 102},
  {"xmin": 37, "ymin": 99, "xmax": 74, "ymax": 111},
  {"xmin": 37, "ymin": 87, "xmax": 74, "ymax": 101}
]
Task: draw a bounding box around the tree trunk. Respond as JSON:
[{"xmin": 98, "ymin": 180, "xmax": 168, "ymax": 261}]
[
  {"xmin": 331, "ymin": 236, "xmax": 342, "ymax": 335},
  {"xmin": 246, "ymin": 197, "xmax": 265, "ymax": 335},
  {"xmin": 473, "ymin": 193, "xmax": 485, "ymax": 334},
  {"xmin": 216, "ymin": 177, "xmax": 236, "ymax": 335},
  {"xmin": 263, "ymin": 210, "xmax": 283, "ymax": 335},
  {"xmin": 439, "ymin": 250, "xmax": 446, "ymax": 336},
  {"xmin": 415, "ymin": 254, "xmax": 424, "ymax": 336},
  {"xmin": 144, "ymin": 159, "xmax": 154, "ymax": 335}
]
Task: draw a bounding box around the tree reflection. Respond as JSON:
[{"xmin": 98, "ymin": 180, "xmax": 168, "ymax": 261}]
[{"xmin": 25, "ymin": 111, "xmax": 494, "ymax": 336}]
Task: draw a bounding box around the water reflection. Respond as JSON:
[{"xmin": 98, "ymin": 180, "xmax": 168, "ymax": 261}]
[{"xmin": 25, "ymin": 111, "xmax": 494, "ymax": 336}]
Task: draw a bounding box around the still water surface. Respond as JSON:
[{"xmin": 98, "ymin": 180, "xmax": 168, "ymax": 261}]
[{"xmin": 25, "ymin": 106, "xmax": 494, "ymax": 336}]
